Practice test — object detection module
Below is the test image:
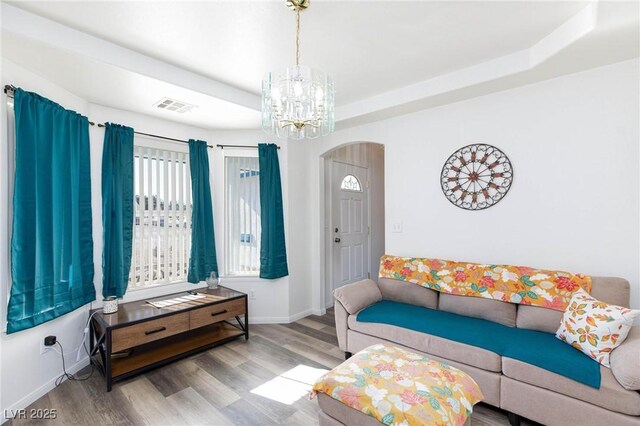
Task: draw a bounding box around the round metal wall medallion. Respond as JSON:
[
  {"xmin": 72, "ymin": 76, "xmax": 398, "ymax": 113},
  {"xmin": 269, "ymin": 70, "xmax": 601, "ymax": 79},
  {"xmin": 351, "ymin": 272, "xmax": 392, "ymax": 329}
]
[{"xmin": 440, "ymin": 144, "xmax": 513, "ymax": 210}]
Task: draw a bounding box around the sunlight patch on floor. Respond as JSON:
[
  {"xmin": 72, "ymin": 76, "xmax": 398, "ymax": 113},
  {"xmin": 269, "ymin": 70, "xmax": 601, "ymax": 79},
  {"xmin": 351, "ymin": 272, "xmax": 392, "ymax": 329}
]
[{"xmin": 250, "ymin": 364, "xmax": 329, "ymax": 405}]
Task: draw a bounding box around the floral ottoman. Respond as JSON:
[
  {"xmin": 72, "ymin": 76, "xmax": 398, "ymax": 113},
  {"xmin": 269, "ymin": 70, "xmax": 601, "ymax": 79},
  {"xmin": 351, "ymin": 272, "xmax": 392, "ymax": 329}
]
[{"xmin": 311, "ymin": 344, "xmax": 484, "ymax": 426}]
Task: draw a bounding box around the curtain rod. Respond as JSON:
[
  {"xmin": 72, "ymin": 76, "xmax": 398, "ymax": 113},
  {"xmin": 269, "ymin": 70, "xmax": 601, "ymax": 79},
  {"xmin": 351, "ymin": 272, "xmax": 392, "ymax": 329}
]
[
  {"xmin": 216, "ymin": 144, "xmax": 281, "ymax": 150},
  {"xmin": 96, "ymin": 123, "xmax": 213, "ymax": 148},
  {"xmin": 5, "ymin": 84, "xmax": 97, "ymax": 126},
  {"xmin": 5, "ymin": 85, "xmax": 267, "ymax": 150}
]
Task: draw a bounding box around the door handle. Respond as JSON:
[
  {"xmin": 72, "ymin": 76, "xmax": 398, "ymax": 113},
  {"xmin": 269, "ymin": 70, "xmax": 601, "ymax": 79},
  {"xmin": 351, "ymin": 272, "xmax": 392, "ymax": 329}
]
[{"xmin": 334, "ymin": 237, "xmax": 341, "ymax": 243}]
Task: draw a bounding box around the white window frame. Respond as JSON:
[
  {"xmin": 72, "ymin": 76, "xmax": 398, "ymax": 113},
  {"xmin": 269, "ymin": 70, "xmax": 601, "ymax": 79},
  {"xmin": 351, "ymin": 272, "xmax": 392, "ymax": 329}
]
[
  {"xmin": 0, "ymin": 97, "xmax": 15, "ymax": 332},
  {"xmin": 223, "ymin": 149, "xmax": 261, "ymax": 278},
  {"xmin": 128, "ymin": 137, "xmax": 193, "ymax": 292}
]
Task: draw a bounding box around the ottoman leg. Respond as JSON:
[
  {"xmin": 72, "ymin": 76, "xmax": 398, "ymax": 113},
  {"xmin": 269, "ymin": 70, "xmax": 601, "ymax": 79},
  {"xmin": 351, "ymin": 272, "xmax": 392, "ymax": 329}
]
[
  {"xmin": 507, "ymin": 412, "xmax": 521, "ymax": 426},
  {"xmin": 344, "ymin": 352, "xmax": 352, "ymax": 360}
]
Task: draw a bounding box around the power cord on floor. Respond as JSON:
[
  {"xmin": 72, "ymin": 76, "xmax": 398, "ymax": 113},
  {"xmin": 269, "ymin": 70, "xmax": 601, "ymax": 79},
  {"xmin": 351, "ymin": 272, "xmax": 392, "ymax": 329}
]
[
  {"xmin": 51, "ymin": 306, "xmax": 100, "ymax": 387},
  {"xmin": 54, "ymin": 341, "xmax": 95, "ymax": 387}
]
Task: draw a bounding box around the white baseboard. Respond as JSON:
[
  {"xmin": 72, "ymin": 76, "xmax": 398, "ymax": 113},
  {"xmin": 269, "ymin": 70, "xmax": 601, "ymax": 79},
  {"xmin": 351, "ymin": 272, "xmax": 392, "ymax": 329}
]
[
  {"xmin": 288, "ymin": 309, "xmax": 314, "ymax": 323},
  {"xmin": 249, "ymin": 316, "xmax": 294, "ymax": 324},
  {"xmin": 1, "ymin": 356, "xmax": 90, "ymax": 424},
  {"xmin": 249, "ymin": 308, "xmax": 316, "ymax": 325}
]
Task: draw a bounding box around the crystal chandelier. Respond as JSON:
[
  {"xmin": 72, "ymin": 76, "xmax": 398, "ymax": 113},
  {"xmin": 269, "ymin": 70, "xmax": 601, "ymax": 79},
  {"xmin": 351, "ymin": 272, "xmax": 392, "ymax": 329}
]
[{"xmin": 262, "ymin": 0, "xmax": 335, "ymax": 140}]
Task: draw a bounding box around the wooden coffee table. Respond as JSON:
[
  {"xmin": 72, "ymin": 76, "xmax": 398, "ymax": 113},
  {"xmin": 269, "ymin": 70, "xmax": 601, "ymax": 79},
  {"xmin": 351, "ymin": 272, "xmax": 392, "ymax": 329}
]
[{"xmin": 89, "ymin": 286, "xmax": 248, "ymax": 391}]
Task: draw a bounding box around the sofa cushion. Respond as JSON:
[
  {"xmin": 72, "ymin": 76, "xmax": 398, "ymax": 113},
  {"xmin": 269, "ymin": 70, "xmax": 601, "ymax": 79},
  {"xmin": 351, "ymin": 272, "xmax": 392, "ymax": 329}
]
[
  {"xmin": 610, "ymin": 326, "xmax": 640, "ymax": 390},
  {"xmin": 516, "ymin": 276, "xmax": 631, "ymax": 333},
  {"xmin": 502, "ymin": 357, "xmax": 640, "ymax": 416},
  {"xmin": 591, "ymin": 276, "xmax": 631, "ymax": 307},
  {"xmin": 439, "ymin": 293, "xmax": 516, "ymax": 327},
  {"xmin": 347, "ymin": 315, "xmax": 502, "ymax": 372},
  {"xmin": 356, "ymin": 300, "xmax": 601, "ymax": 388},
  {"xmin": 333, "ymin": 279, "xmax": 382, "ymax": 315},
  {"xmin": 516, "ymin": 306, "xmax": 563, "ymax": 333},
  {"xmin": 378, "ymin": 277, "xmax": 438, "ymax": 309}
]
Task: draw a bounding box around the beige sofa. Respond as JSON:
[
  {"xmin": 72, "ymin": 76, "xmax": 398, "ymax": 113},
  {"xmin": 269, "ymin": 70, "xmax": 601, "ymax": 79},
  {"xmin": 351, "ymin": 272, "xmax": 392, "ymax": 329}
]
[{"xmin": 333, "ymin": 277, "xmax": 640, "ymax": 426}]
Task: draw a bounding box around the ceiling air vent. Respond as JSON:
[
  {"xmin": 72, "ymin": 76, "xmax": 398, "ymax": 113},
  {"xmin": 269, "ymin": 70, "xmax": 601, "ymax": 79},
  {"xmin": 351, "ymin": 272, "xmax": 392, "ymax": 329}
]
[{"xmin": 153, "ymin": 97, "xmax": 197, "ymax": 114}]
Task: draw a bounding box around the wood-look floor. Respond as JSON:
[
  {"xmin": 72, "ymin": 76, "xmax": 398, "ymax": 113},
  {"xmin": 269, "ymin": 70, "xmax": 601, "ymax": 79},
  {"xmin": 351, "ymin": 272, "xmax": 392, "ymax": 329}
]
[{"xmin": 9, "ymin": 309, "xmax": 533, "ymax": 426}]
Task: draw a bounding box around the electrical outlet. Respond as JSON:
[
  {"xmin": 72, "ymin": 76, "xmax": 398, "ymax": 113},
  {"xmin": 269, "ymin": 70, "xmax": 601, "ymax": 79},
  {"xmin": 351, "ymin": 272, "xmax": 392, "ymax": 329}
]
[
  {"xmin": 392, "ymin": 222, "xmax": 403, "ymax": 233},
  {"xmin": 40, "ymin": 340, "xmax": 52, "ymax": 355},
  {"xmin": 249, "ymin": 290, "xmax": 256, "ymax": 300},
  {"xmin": 40, "ymin": 335, "xmax": 57, "ymax": 355}
]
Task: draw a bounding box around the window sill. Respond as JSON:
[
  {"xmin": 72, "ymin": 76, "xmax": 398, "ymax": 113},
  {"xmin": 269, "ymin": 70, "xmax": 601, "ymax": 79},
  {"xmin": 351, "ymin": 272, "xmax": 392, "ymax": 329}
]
[
  {"xmin": 220, "ymin": 275, "xmax": 263, "ymax": 283},
  {"xmin": 219, "ymin": 275, "xmax": 288, "ymax": 286},
  {"xmin": 114, "ymin": 281, "xmax": 207, "ymax": 306},
  {"xmin": 222, "ymin": 274, "xmax": 260, "ymax": 279}
]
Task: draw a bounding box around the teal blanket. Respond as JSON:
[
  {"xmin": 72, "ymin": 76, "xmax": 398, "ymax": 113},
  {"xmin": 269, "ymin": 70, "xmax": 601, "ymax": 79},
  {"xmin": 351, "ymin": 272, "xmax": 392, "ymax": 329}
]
[{"xmin": 357, "ymin": 300, "xmax": 601, "ymax": 388}]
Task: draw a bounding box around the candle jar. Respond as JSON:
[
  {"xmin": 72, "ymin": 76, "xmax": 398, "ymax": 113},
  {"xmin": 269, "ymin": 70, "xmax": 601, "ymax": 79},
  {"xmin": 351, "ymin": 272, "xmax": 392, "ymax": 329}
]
[
  {"xmin": 103, "ymin": 297, "xmax": 118, "ymax": 314},
  {"xmin": 206, "ymin": 271, "xmax": 219, "ymax": 290}
]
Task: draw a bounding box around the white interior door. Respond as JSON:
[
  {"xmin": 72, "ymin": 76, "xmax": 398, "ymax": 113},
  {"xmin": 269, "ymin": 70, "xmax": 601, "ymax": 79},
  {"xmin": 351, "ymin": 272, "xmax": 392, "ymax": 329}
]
[{"xmin": 331, "ymin": 161, "xmax": 369, "ymax": 291}]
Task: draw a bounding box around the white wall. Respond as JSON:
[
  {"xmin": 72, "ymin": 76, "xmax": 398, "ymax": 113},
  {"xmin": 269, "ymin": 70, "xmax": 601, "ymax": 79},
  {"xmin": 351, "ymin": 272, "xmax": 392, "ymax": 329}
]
[
  {"xmin": 286, "ymin": 142, "xmax": 315, "ymax": 318},
  {"xmin": 310, "ymin": 58, "xmax": 640, "ymax": 312}
]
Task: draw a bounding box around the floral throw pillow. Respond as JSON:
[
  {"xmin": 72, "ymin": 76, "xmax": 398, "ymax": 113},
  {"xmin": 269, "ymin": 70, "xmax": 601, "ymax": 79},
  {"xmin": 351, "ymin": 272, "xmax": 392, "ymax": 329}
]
[{"xmin": 556, "ymin": 288, "xmax": 640, "ymax": 367}]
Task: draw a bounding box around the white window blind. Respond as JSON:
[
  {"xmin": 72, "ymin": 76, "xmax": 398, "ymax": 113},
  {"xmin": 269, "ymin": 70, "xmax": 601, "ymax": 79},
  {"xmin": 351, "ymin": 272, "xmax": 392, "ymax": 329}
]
[
  {"xmin": 129, "ymin": 146, "xmax": 192, "ymax": 290},
  {"xmin": 225, "ymin": 156, "xmax": 261, "ymax": 276}
]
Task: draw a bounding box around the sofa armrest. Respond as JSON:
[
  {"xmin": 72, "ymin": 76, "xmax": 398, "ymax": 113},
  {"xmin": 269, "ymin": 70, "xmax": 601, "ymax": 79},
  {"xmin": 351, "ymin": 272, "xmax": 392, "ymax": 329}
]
[
  {"xmin": 610, "ymin": 326, "xmax": 640, "ymax": 390},
  {"xmin": 333, "ymin": 279, "xmax": 382, "ymax": 315},
  {"xmin": 333, "ymin": 279, "xmax": 382, "ymax": 353},
  {"xmin": 334, "ymin": 300, "xmax": 349, "ymax": 351}
]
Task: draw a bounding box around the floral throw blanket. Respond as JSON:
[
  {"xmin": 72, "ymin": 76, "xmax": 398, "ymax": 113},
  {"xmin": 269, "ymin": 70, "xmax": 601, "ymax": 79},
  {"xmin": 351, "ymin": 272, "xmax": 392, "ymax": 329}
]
[
  {"xmin": 311, "ymin": 344, "xmax": 483, "ymax": 426},
  {"xmin": 379, "ymin": 255, "xmax": 592, "ymax": 311}
]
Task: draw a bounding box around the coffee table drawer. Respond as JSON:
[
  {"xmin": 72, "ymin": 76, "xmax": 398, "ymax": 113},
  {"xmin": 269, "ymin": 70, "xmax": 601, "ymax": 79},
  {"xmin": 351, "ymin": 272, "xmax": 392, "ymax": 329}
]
[
  {"xmin": 111, "ymin": 312, "xmax": 189, "ymax": 352},
  {"xmin": 190, "ymin": 298, "xmax": 245, "ymax": 330}
]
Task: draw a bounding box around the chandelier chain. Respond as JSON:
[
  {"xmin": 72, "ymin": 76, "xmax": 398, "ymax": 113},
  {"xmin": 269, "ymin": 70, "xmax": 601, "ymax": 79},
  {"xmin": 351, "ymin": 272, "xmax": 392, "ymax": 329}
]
[{"xmin": 295, "ymin": 8, "xmax": 301, "ymax": 66}]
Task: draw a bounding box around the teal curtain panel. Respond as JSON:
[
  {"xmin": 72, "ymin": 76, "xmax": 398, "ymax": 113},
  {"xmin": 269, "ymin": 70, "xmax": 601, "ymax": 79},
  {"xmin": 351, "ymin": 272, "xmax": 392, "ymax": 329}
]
[
  {"xmin": 187, "ymin": 139, "xmax": 218, "ymax": 282},
  {"xmin": 101, "ymin": 123, "xmax": 134, "ymax": 298},
  {"xmin": 258, "ymin": 143, "xmax": 288, "ymax": 279},
  {"xmin": 7, "ymin": 88, "xmax": 95, "ymax": 334}
]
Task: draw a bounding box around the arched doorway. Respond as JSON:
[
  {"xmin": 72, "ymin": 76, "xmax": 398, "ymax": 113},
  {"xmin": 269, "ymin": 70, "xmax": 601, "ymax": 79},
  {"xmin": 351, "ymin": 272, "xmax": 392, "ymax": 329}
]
[{"xmin": 320, "ymin": 142, "xmax": 385, "ymax": 308}]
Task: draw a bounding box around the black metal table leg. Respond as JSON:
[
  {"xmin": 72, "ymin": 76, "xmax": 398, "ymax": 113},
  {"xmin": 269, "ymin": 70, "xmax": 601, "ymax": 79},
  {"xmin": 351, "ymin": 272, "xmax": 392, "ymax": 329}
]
[
  {"xmin": 245, "ymin": 297, "xmax": 249, "ymax": 340},
  {"xmin": 105, "ymin": 330, "xmax": 112, "ymax": 392}
]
